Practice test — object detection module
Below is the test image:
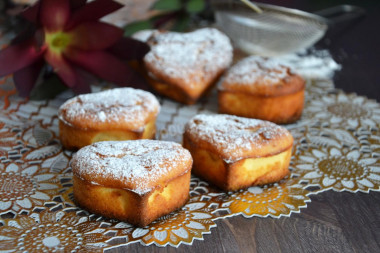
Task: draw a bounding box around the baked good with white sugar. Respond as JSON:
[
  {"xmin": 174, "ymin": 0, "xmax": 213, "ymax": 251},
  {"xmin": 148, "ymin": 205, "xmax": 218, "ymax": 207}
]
[
  {"xmin": 71, "ymin": 140, "xmax": 193, "ymax": 227},
  {"xmin": 183, "ymin": 114, "xmax": 293, "ymax": 191},
  {"xmin": 58, "ymin": 88, "xmax": 160, "ymax": 150},
  {"xmin": 135, "ymin": 28, "xmax": 233, "ymax": 104},
  {"xmin": 218, "ymin": 56, "xmax": 305, "ymax": 124}
]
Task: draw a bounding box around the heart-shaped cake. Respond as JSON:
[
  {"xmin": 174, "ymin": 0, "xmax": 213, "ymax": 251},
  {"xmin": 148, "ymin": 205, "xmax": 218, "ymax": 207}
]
[
  {"xmin": 135, "ymin": 28, "xmax": 233, "ymax": 104},
  {"xmin": 71, "ymin": 139, "xmax": 193, "ymax": 227},
  {"xmin": 183, "ymin": 114, "xmax": 293, "ymax": 191}
]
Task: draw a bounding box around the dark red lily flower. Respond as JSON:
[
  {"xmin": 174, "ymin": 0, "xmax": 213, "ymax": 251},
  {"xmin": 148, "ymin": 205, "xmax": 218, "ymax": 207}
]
[{"xmin": 0, "ymin": 0, "xmax": 150, "ymax": 97}]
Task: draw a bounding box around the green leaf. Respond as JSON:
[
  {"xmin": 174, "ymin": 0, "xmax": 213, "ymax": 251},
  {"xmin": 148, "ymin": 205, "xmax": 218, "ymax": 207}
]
[
  {"xmin": 152, "ymin": 0, "xmax": 181, "ymax": 11},
  {"xmin": 172, "ymin": 15, "xmax": 190, "ymax": 32},
  {"xmin": 29, "ymin": 75, "xmax": 68, "ymax": 100},
  {"xmin": 185, "ymin": 0, "xmax": 205, "ymax": 13},
  {"xmin": 123, "ymin": 20, "xmax": 153, "ymax": 36}
]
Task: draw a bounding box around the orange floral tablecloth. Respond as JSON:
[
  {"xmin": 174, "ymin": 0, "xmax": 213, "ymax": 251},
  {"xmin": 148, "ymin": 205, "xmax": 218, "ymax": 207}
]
[{"xmin": 1, "ymin": 73, "xmax": 379, "ymax": 251}]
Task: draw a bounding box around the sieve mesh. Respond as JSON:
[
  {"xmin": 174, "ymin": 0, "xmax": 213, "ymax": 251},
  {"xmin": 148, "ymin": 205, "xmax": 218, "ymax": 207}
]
[{"xmin": 213, "ymin": 1, "xmax": 328, "ymax": 56}]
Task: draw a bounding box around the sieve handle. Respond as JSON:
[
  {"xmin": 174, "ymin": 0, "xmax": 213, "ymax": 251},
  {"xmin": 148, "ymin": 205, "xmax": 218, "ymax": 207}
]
[{"xmin": 313, "ymin": 5, "xmax": 366, "ymax": 25}]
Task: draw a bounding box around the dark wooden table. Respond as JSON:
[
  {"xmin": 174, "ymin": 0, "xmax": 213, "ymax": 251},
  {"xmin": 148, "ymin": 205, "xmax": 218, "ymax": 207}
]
[{"xmin": 109, "ymin": 1, "xmax": 380, "ymax": 252}]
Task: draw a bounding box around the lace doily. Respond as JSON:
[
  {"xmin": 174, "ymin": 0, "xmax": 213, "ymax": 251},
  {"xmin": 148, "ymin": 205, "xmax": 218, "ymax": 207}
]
[{"xmin": 1, "ymin": 55, "xmax": 380, "ymax": 250}]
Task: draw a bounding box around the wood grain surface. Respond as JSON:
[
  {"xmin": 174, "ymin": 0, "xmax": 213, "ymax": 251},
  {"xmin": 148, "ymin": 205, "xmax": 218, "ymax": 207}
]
[
  {"xmin": 108, "ymin": 0, "xmax": 380, "ymax": 252},
  {"xmin": 107, "ymin": 192, "xmax": 380, "ymax": 253}
]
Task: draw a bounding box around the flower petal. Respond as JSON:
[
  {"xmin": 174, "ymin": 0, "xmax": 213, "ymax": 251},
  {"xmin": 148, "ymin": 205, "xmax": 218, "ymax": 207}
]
[
  {"xmin": 65, "ymin": 49, "xmax": 145, "ymax": 86},
  {"xmin": 172, "ymin": 227, "xmax": 189, "ymax": 239},
  {"xmin": 6, "ymin": 163, "xmax": 19, "ymax": 173},
  {"xmin": 295, "ymin": 164, "xmax": 314, "ymax": 171},
  {"xmin": 30, "ymin": 191, "xmax": 50, "ymax": 200},
  {"xmin": 34, "ymin": 174, "xmax": 55, "ymax": 182},
  {"xmin": 22, "ymin": 2, "xmax": 41, "ymax": 24},
  {"xmin": 369, "ymin": 166, "xmax": 380, "ymax": 172},
  {"xmin": 0, "ymin": 39, "xmax": 43, "ymax": 76},
  {"xmin": 70, "ymin": 0, "xmax": 87, "ymax": 10},
  {"xmin": 13, "ymin": 59, "xmax": 44, "ymax": 97},
  {"xmin": 0, "ymin": 201, "xmax": 12, "ymax": 210},
  {"xmin": 71, "ymin": 68, "xmax": 93, "ymax": 94},
  {"xmin": 153, "ymin": 230, "xmax": 168, "ymax": 242},
  {"xmin": 330, "ymin": 148, "xmax": 342, "ymax": 156},
  {"xmin": 192, "ymin": 212, "xmax": 212, "ymax": 219},
  {"xmin": 248, "ymin": 187, "xmax": 263, "ymax": 194},
  {"xmin": 312, "ymin": 149, "xmax": 326, "ymax": 158},
  {"xmin": 368, "ymin": 173, "xmax": 380, "ymax": 181},
  {"xmin": 337, "ymin": 93, "xmax": 349, "ymax": 103},
  {"xmin": 322, "ymin": 177, "xmax": 336, "ymax": 187},
  {"xmin": 360, "ymin": 158, "xmax": 378, "ymax": 166},
  {"xmin": 299, "ymin": 155, "xmax": 316, "ymax": 163},
  {"xmin": 304, "ymin": 171, "xmax": 321, "ymax": 179},
  {"xmin": 38, "ymin": 183, "xmax": 58, "ymax": 190},
  {"xmin": 347, "ymin": 150, "xmax": 360, "ymax": 160},
  {"xmin": 186, "ymin": 221, "xmax": 205, "ymax": 229},
  {"xmin": 357, "ymin": 178, "xmax": 374, "ymax": 188},
  {"xmin": 341, "ymin": 180, "xmax": 354, "ymax": 189},
  {"xmin": 185, "ymin": 202, "xmax": 206, "ymax": 211},
  {"xmin": 108, "ymin": 37, "xmax": 150, "ymax": 61},
  {"xmin": 347, "ymin": 119, "xmax": 358, "ymax": 128},
  {"xmin": 11, "ymin": 26, "xmax": 37, "ymax": 45},
  {"xmin": 132, "ymin": 228, "xmax": 149, "ymax": 238},
  {"xmin": 45, "ymin": 50, "xmax": 77, "ymax": 87},
  {"xmin": 67, "ymin": 0, "xmax": 123, "ymax": 29},
  {"xmin": 330, "ymin": 116, "xmax": 341, "ymax": 124},
  {"xmin": 16, "ymin": 198, "xmax": 32, "ymax": 209},
  {"xmin": 69, "ymin": 22, "xmax": 123, "ymax": 50},
  {"xmin": 22, "ymin": 165, "xmax": 38, "ymax": 176},
  {"xmin": 40, "ymin": 0, "xmax": 70, "ymax": 31}
]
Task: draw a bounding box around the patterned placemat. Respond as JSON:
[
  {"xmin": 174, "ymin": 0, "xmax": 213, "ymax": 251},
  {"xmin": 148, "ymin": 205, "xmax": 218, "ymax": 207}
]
[{"xmin": 0, "ymin": 63, "xmax": 380, "ymax": 250}]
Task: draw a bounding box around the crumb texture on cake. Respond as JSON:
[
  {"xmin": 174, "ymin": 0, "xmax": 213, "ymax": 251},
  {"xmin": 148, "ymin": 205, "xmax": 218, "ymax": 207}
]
[
  {"xmin": 184, "ymin": 114, "xmax": 293, "ymax": 163},
  {"xmin": 58, "ymin": 88, "xmax": 160, "ymax": 131},
  {"xmin": 219, "ymin": 56, "xmax": 305, "ymax": 96},
  {"xmin": 142, "ymin": 28, "xmax": 233, "ymax": 91},
  {"xmin": 71, "ymin": 140, "xmax": 192, "ymax": 195}
]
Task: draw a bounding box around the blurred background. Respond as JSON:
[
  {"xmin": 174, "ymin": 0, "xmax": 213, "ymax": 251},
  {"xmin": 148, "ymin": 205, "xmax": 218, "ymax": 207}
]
[{"xmin": 259, "ymin": 0, "xmax": 380, "ymax": 101}]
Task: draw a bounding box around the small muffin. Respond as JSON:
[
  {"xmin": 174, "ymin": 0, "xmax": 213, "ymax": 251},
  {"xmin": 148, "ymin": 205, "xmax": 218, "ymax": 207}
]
[
  {"xmin": 58, "ymin": 88, "xmax": 160, "ymax": 150},
  {"xmin": 71, "ymin": 140, "xmax": 193, "ymax": 227},
  {"xmin": 135, "ymin": 28, "xmax": 233, "ymax": 104},
  {"xmin": 183, "ymin": 114, "xmax": 293, "ymax": 191},
  {"xmin": 218, "ymin": 56, "xmax": 305, "ymax": 124}
]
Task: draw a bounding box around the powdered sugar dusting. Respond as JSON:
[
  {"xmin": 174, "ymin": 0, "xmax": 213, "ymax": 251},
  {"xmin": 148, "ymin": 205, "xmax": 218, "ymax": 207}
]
[
  {"xmin": 143, "ymin": 28, "xmax": 233, "ymax": 87},
  {"xmin": 223, "ymin": 56, "xmax": 290, "ymax": 85},
  {"xmin": 274, "ymin": 48, "xmax": 341, "ymax": 79},
  {"xmin": 186, "ymin": 114, "xmax": 291, "ymax": 162},
  {"xmin": 72, "ymin": 140, "xmax": 192, "ymax": 195},
  {"xmin": 59, "ymin": 88, "xmax": 160, "ymax": 130}
]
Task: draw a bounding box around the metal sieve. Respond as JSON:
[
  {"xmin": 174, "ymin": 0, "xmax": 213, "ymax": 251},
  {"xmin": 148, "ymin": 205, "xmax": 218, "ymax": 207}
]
[{"xmin": 211, "ymin": 1, "xmax": 362, "ymax": 56}]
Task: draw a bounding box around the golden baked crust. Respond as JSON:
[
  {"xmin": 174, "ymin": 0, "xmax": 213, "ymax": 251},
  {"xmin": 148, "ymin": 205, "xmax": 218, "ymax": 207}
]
[
  {"xmin": 218, "ymin": 90, "xmax": 305, "ymax": 124},
  {"xmin": 58, "ymin": 88, "xmax": 160, "ymax": 149},
  {"xmin": 143, "ymin": 72, "xmax": 221, "ymax": 105},
  {"xmin": 59, "ymin": 118, "xmax": 157, "ymax": 150},
  {"xmin": 183, "ymin": 114, "xmax": 293, "ymax": 191},
  {"xmin": 71, "ymin": 140, "xmax": 193, "ymax": 227},
  {"xmin": 135, "ymin": 28, "xmax": 233, "ymax": 104},
  {"xmin": 73, "ymin": 173, "xmax": 190, "ymax": 227},
  {"xmin": 218, "ymin": 56, "xmax": 305, "ymax": 124}
]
